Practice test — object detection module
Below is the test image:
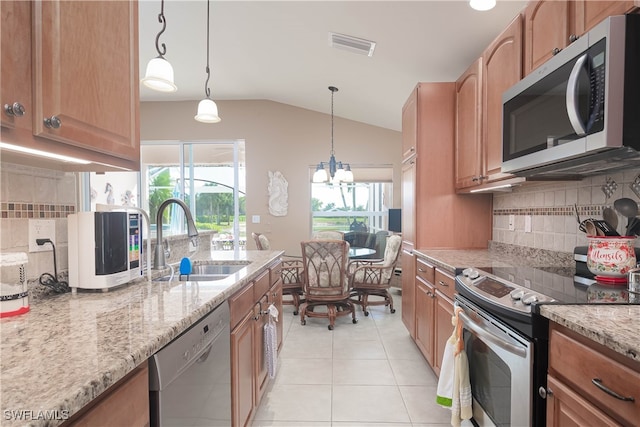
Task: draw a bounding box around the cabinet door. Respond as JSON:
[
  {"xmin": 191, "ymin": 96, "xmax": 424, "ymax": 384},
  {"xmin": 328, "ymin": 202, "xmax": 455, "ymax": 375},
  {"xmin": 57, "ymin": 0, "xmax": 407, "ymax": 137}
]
[
  {"xmin": 231, "ymin": 313, "xmax": 255, "ymax": 427},
  {"xmin": 415, "ymin": 278, "xmax": 436, "ymax": 366},
  {"xmin": 401, "ymin": 244, "xmax": 416, "ymax": 337},
  {"xmin": 575, "ymin": 1, "xmax": 638, "ymax": 36},
  {"xmin": 482, "ymin": 15, "xmax": 522, "ymax": 183},
  {"xmin": 402, "ymin": 87, "xmax": 418, "ymax": 160},
  {"xmin": 524, "ymin": 0, "xmax": 572, "ymax": 75},
  {"xmin": 433, "ymin": 291, "xmax": 454, "ymax": 377},
  {"xmin": 32, "ymin": 1, "xmax": 139, "ymax": 164},
  {"xmin": 546, "ymin": 376, "xmax": 619, "ymax": 427},
  {"xmin": 254, "ymin": 295, "xmax": 270, "ymax": 405},
  {"xmin": 401, "ymin": 159, "xmax": 416, "ymax": 245},
  {"xmin": 269, "ymin": 279, "xmax": 284, "ymax": 352},
  {"xmin": 0, "ymin": 1, "xmax": 32, "ymax": 134},
  {"xmin": 455, "ymin": 58, "xmax": 483, "ymax": 189}
]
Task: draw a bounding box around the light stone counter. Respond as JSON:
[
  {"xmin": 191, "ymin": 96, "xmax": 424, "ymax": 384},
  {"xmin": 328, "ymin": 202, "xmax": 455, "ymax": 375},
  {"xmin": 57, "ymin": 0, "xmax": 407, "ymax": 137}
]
[
  {"xmin": 413, "ymin": 246, "xmax": 640, "ymax": 365},
  {"xmin": 0, "ymin": 250, "xmax": 282, "ymax": 427},
  {"xmin": 538, "ymin": 304, "xmax": 640, "ymax": 363}
]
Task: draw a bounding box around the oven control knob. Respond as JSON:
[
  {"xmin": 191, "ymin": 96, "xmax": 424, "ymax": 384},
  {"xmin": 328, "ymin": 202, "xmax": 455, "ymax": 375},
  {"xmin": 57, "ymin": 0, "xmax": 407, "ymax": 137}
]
[
  {"xmin": 522, "ymin": 294, "xmax": 539, "ymax": 305},
  {"xmin": 510, "ymin": 289, "xmax": 526, "ymax": 300},
  {"xmin": 463, "ymin": 268, "xmax": 479, "ymax": 279}
]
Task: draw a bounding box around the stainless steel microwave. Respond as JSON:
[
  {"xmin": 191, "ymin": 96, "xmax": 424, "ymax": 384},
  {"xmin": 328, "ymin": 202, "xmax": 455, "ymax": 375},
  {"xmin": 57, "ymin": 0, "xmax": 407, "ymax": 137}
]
[{"xmin": 502, "ymin": 14, "xmax": 640, "ymax": 178}]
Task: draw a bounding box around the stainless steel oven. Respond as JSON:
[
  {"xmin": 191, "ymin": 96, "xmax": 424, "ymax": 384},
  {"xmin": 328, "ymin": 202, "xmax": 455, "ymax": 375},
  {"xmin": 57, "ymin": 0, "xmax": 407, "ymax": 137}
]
[{"xmin": 455, "ymin": 294, "xmax": 533, "ymax": 427}]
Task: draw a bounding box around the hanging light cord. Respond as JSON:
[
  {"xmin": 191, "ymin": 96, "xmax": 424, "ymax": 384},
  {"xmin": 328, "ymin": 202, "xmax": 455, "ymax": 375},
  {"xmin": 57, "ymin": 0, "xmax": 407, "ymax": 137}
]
[
  {"xmin": 155, "ymin": 0, "xmax": 168, "ymax": 57},
  {"xmin": 204, "ymin": 0, "xmax": 211, "ymax": 99},
  {"xmin": 330, "ymin": 87, "xmax": 335, "ymax": 156}
]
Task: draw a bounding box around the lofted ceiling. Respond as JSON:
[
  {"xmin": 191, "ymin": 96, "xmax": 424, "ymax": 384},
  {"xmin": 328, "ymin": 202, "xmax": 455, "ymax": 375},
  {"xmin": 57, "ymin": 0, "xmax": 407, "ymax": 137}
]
[{"xmin": 139, "ymin": 0, "xmax": 527, "ymax": 132}]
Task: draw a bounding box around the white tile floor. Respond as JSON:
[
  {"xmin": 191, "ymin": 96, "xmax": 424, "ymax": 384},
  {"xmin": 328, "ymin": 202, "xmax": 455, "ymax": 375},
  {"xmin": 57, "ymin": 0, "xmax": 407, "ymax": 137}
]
[{"xmin": 251, "ymin": 289, "xmax": 454, "ymax": 427}]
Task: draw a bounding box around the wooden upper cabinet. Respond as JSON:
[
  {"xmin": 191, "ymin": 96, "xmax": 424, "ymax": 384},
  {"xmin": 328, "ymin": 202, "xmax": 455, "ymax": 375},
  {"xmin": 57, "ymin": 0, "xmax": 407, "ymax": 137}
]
[
  {"xmin": 0, "ymin": 2, "xmax": 33, "ymax": 135},
  {"xmin": 402, "ymin": 89, "xmax": 418, "ymax": 161},
  {"xmin": 1, "ymin": 1, "xmax": 140, "ymax": 171},
  {"xmin": 574, "ymin": 1, "xmax": 639, "ymax": 35},
  {"xmin": 482, "ymin": 15, "xmax": 523, "ymax": 183},
  {"xmin": 524, "ymin": 0, "xmax": 572, "ymax": 75},
  {"xmin": 33, "ymin": 1, "xmax": 140, "ymax": 164},
  {"xmin": 455, "ymin": 58, "xmax": 483, "ymax": 190}
]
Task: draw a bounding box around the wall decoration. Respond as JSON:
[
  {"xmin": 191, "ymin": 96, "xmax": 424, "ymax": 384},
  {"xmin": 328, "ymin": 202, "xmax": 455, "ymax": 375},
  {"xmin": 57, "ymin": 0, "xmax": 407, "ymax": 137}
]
[{"xmin": 268, "ymin": 171, "xmax": 288, "ymax": 217}]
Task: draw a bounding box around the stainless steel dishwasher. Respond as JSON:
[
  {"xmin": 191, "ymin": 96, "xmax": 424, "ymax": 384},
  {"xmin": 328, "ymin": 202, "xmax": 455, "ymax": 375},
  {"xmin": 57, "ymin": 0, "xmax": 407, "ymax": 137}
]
[{"xmin": 149, "ymin": 301, "xmax": 231, "ymax": 427}]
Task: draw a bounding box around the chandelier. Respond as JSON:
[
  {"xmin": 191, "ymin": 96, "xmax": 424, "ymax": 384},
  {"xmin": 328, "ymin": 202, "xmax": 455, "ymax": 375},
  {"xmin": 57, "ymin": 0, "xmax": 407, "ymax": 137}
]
[{"xmin": 313, "ymin": 86, "xmax": 353, "ymax": 183}]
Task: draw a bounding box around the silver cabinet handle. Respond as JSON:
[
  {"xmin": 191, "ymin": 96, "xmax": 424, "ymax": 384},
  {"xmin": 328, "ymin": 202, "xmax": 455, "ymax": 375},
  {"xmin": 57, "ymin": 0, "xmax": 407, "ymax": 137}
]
[
  {"xmin": 591, "ymin": 378, "xmax": 635, "ymax": 402},
  {"xmin": 569, "ymin": 34, "xmax": 579, "ymax": 43},
  {"xmin": 552, "ymin": 47, "xmax": 562, "ymax": 55},
  {"xmin": 438, "ymin": 280, "xmax": 449, "ymax": 287},
  {"xmin": 43, "ymin": 116, "xmax": 61, "ymax": 129},
  {"xmin": 4, "ymin": 102, "xmax": 25, "ymax": 117},
  {"xmin": 566, "ymin": 53, "xmax": 588, "ymax": 136}
]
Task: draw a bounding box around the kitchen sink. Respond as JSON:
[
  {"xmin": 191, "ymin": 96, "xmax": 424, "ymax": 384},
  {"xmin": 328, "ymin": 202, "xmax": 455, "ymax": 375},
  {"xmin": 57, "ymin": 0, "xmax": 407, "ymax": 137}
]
[{"xmin": 153, "ymin": 263, "xmax": 248, "ymax": 282}]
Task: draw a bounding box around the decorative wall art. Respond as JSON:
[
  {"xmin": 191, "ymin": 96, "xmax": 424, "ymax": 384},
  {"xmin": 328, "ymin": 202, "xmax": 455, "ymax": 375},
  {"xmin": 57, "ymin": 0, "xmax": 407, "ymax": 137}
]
[{"xmin": 268, "ymin": 171, "xmax": 288, "ymax": 216}]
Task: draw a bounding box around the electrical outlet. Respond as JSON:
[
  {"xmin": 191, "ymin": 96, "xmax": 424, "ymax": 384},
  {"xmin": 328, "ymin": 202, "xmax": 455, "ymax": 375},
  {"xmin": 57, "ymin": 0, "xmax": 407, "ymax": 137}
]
[
  {"xmin": 28, "ymin": 219, "xmax": 56, "ymax": 252},
  {"xmin": 252, "ymin": 215, "xmax": 261, "ymax": 224},
  {"xmin": 508, "ymin": 215, "xmax": 515, "ymax": 231},
  {"xmin": 525, "ymin": 215, "xmax": 532, "ymax": 233}
]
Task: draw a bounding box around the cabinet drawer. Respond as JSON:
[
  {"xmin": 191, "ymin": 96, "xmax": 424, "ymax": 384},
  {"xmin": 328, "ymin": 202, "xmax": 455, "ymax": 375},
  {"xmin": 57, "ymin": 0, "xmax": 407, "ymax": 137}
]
[
  {"xmin": 434, "ymin": 269, "xmax": 455, "ymax": 301},
  {"xmin": 253, "ymin": 269, "xmax": 271, "ymax": 301},
  {"xmin": 270, "ymin": 261, "xmax": 282, "ymax": 286},
  {"xmin": 549, "ymin": 325, "xmax": 640, "ymax": 426},
  {"xmin": 229, "ymin": 283, "xmax": 255, "ymax": 329},
  {"xmin": 416, "ymin": 258, "xmax": 435, "ymax": 284}
]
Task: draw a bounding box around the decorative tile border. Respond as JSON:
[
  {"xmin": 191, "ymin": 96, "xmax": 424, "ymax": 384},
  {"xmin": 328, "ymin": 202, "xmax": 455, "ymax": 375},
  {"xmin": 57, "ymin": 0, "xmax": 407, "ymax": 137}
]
[
  {"xmin": 494, "ymin": 205, "xmax": 605, "ymax": 217},
  {"xmin": 0, "ymin": 202, "xmax": 75, "ymax": 219}
]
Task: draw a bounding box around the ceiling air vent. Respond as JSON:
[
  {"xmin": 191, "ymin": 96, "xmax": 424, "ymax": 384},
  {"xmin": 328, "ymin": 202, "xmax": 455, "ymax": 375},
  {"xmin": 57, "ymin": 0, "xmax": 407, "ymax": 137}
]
[{"xmin": 329, "ymin": 32, "xmax": 376, "ymax": 57}]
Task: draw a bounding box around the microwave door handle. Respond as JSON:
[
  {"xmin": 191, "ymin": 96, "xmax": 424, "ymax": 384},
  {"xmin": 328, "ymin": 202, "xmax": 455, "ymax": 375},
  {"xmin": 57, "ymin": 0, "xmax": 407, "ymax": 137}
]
[
  {"xmin": 566, "ymin": 53, "xmax": 589, "ymax": 136},
  {"xmin": 457, "ymin": 309, "xmax": 527, "ymax": 358}
]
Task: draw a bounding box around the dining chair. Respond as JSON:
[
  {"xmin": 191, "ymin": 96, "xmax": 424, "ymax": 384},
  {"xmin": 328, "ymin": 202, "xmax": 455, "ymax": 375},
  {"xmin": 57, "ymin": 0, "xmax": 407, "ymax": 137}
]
[
  {"xmin": 349, "ymin": 234, "xmax": 402, "ymax": 316},
  {"xmin": 299, "ymin": 239, "xmax": 357, "ymax": 330},
  {"xmin": 312, "ymin": 230, "xmax": 344, "ymax": 240},
  {"xmin": 252, "ymin": 231, "xmax": 304, "ymax": 314}
]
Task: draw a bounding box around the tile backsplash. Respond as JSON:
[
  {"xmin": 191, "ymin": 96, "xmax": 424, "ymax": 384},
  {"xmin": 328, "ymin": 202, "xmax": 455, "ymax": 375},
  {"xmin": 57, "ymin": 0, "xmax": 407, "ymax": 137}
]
[
  {"xmin": 493, "ymin": 169, "xmax": 640, "ymax": 253},
  {"xmin": 0, "ymin": 162, "xmax": 77, "ymax": 280}
]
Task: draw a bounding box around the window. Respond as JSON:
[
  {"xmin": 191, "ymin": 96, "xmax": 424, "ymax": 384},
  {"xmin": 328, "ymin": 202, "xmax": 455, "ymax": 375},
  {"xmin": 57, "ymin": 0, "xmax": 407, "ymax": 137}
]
[{"xmin": 311, "ymin": 180, "xmax": 392, "ymax": 234}]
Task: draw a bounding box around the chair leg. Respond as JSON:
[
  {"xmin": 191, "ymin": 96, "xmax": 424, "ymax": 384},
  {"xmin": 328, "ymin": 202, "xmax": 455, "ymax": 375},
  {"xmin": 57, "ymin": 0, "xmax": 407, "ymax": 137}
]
[
  {"xmin": 299, "ymin": 302, "xmax": 307, "ymax": 325},
  {"xmin": 362, "ymin": 293, "xmax": 370, "ymax": 316},
  {"xmin": 292, "ymin": 292, "xmax": 300, "ymax": 315},
  {"xmin": 386, "ymin": 290, "xmax": 396, "ymax": 314},
  {"xmin": 327, "ymin": 304, "xmax": 337, "ymax": 330}
]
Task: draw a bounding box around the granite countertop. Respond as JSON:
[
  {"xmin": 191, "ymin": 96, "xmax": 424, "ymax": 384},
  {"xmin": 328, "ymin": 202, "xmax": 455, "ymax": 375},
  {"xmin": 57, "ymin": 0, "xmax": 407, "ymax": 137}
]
[
  {"xmin": 539, "ymin": 304, "xmax": 640, "ymax": 363},
  {"xmin": 413, "ymin": 246, "xmax": 640, "ymax": 365},
  {"xmin": 0, "ymin": 250, "xmax": 282, "ymax": 427}
]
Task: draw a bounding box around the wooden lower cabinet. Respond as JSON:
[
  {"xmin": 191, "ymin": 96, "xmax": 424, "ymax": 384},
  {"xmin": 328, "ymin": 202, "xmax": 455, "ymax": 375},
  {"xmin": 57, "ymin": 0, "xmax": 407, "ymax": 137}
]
[
  {"xmin": 414, "ymin": 278, "xmax": 435, "ymax": 367},
  {"xmin": 546, "ymin": 375, "xmax": 619, "ymax": 427},
  {"xmin": 401, "ymin": 244, "xmax": 416, "ymax": 338},
  {"xmin": 411, "ymin": 259, "xmax": 456, "ymax": 377},
  {"xmin": 547, "ymin": 323, "xmax": 640, "ymax": 427},
  {"xmin": 231, "ymin": 311, "xmax": 255, "ymax": 427},
  {"xmin": 230, "ymin": 260, "xmax": 283, "ymax": 427},
  {"xmin": 66, "ymin": 362, "xmax": 149, "ymax": 427},
  {"xmin": 433, "ymin": 291, "xmax": 454, "ymax": 377}
]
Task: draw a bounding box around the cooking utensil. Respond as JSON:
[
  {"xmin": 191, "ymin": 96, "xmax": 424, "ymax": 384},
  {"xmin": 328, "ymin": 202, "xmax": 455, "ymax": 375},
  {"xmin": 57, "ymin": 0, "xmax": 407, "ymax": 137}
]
[
  {"xmin": 584, "ymin": 220, "xmax": 598, "ymax": 236},
  {"xmin": 613, "ymin": 197, "xmax": 639, "ymax": 234},
  {"xmin": 580, "ymin": 219, "xmax": 619, "ymax": 236},
  {"xmin": 602, "ymin": 206, "xmax": 618, "ymax": 231}
]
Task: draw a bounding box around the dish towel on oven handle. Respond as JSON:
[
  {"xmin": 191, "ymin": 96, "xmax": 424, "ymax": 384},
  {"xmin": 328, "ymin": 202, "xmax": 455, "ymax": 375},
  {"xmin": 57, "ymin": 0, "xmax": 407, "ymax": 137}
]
[
  {"xmin": 264, "ymin": 303, "xmax": 279, "ymax": 379},
  {"xmin": 436, "ymin": 307, "xmax": 472, "ymax": 426}
]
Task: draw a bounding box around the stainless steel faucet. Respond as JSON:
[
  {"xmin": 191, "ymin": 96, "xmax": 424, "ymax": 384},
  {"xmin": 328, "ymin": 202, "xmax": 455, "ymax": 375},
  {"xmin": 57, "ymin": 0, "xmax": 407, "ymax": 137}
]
[{"xmin": 153, "ymin": 198, "xmax": 199, "ymax": 269}]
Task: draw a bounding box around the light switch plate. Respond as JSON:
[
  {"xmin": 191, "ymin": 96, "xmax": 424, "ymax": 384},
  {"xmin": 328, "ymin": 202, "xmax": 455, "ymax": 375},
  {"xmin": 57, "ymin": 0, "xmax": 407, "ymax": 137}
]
[
  {"xmin": 524, "ymin": 215, "xmax": 532, "ymax": 233},
  {"xmin": 28, "ymin": 219, "xmax": 56, "ymax": 252},
  {"xmin": 508, "ymin": 215, "xmax": 515, "ymax": 231},
  {"xmin": 252, "ymin": 215, "xmax": 261, "ymax": 224}
]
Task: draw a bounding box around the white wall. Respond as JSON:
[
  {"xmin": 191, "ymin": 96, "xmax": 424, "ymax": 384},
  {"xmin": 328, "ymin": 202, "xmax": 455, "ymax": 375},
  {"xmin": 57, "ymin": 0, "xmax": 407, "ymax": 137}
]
[{"xmin": 140, "ymin": 99, "xmax": 403, "ymax": 255}]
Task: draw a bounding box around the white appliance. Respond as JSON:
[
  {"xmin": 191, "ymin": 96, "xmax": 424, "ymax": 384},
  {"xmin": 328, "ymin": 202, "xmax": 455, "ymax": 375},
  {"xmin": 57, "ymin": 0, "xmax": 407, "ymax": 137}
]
[{"xmin": 68, "ymin": 211, "xmax": 142, "ymax": 292}]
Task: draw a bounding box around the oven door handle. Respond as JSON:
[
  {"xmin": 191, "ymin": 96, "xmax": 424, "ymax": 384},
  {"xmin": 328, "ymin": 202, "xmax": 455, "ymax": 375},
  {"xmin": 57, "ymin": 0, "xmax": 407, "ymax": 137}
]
[{"xmin": 457, "ymin": 310, "xmax": 527, "ymax": 358}]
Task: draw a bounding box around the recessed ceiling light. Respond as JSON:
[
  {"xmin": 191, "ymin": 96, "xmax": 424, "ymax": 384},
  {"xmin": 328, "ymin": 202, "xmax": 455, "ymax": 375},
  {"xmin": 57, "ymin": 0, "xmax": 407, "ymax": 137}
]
[
  {"xmin": 329, "ymin": 32, "xmax": 376, "ymax": 57},
  {"xmin": 470, "ymin": 0, "xmax": 496, "ymax": 11}
]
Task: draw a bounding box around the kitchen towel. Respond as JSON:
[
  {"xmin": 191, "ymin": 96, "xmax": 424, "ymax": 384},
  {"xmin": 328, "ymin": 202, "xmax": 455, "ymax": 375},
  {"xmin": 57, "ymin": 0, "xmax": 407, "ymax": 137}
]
[
  {"xmin": 264, "ymin": 304, "xmax": 279, "ymax": 379},
  {"xmin": 451, "ymin": 347, "xmax": 473, "ymax": 426},
  {"xmin": 436, "ymin": 307, "xmax": 462, "ymax": 408}
]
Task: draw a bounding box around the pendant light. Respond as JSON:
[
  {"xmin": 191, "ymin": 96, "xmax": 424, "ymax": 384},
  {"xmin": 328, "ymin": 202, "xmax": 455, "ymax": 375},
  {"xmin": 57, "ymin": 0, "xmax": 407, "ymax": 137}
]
[
  {"xmin": 141, "ymin": 0, "xmax": 177, "ymax": 92},
  {"xmin": 313, "ymin": 86, "xmax": 353, "ymax": 183},
  {"xmin": 195, "ymin": 0, "xmax": 221, "ymax": 123}
]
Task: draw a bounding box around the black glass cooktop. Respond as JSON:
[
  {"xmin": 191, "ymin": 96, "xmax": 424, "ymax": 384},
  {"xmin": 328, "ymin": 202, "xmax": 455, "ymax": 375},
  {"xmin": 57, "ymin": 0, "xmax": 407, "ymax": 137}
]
[{"xmin": 472, "ymin": 266, "xmax": 635, "ymax": 304}]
